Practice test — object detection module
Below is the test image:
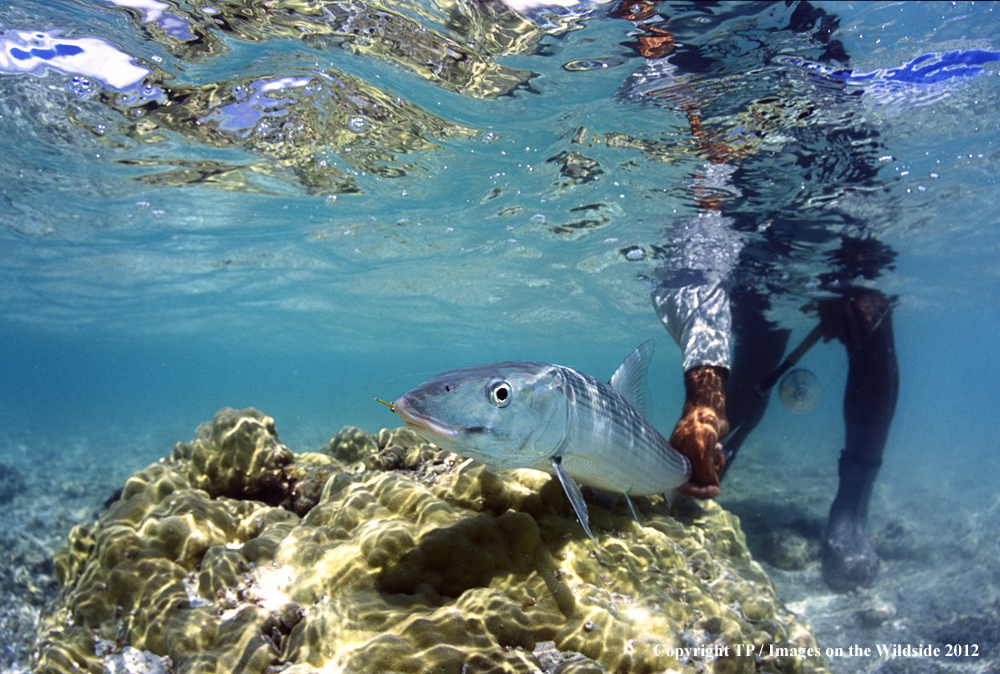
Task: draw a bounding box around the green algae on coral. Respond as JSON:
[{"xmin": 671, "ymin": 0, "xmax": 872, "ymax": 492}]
[{"xmin": 35, "ymin": 408, "xmax": 828, "ymax": 674}]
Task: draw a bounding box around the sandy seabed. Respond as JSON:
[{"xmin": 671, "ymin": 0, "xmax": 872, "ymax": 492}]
[
  {"xmin": 0, "ymin": 417, "xmax": 996, "ymax": 674},
  {"xmin": 719, "ymin": 439, "xmax": 1000, "ymax": 674}
]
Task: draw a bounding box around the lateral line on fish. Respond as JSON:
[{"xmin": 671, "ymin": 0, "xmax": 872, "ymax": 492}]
[{"xmin": 387, "ymin": 340, "xmax": 693, "ymax": 543}]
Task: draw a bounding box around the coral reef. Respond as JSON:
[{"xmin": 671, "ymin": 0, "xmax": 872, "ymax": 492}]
[
  {"xmin": 34, "ymin": 408, "xmax": 828, "ymax": 674},
  {"xmin": 318, "ymin": 426, "xmax": 377, "ymax": 465},
  {"xmin": 761, "ymin": 528, "xmax": 821, "ymax": 571}
]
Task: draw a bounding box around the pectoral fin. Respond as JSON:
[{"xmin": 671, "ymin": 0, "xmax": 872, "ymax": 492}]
[{"xmin": 551, "ymin": 456, "xmax": 596, "ymax": 542}]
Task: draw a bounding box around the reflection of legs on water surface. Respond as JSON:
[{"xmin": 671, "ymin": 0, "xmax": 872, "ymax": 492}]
[{"xmin": 822, "ymin": 290, "xmax": 898, "ymax": 590}]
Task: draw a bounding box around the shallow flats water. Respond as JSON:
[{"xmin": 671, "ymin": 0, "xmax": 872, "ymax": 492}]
[{"xmin": 1, "ymin": 3, "xmax": 999, "ymax": 673}]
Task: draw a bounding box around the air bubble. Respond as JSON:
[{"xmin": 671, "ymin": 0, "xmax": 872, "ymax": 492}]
[
  {"xmin": 622, "ymin": 246, "xmax": 646, "ymax": 261},
  {"xmin": 67, "ymin": 76, "xmax": 95, "ymax": 99},
  {"xmin": 563, "ymin": 56, "xmax": 625, "ymax": 71}
]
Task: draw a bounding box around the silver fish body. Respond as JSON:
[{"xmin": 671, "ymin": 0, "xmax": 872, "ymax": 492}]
[{"xmin": 392, "ymin": 340, "xmax": 691, "ymax": 539}]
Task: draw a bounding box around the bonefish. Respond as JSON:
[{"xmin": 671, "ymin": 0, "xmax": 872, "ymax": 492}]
[{"xmin": 381, "ymin": 340, "xmax": 691, "ymax": 541}]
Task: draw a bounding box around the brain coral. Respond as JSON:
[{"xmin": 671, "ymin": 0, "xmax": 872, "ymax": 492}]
[{"xmin": 34, "ymin": 407, "xmax": 828, "ymax": 674}]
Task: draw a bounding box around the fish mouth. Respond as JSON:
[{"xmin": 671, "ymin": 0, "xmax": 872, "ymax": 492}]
[{"xmin": 392, "ymin": 394, "xmax": 460, "ymax": 441}]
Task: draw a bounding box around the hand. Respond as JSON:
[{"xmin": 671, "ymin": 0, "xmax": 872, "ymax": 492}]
[
  {"xmin": 670, "ymin": 366, "xmax": 729, "ymax": 498},
  {"xmin": 818, "ymin": 290, "xmax": 892, "ymax": 352}
]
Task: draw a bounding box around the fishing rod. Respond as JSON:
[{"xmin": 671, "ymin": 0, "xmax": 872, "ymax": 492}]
[{"xmin": 755, "ymin": 323, "xmax": 824, "ymax": 397}]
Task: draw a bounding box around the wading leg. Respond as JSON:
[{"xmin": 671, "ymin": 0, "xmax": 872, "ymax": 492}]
[
  {"xmin": 821, "ymin": 290, "xmax": 898, "ymax": 590},
  {"xmin": 720, "ymin": 290, "xmax": 790, "ymax": 476}
]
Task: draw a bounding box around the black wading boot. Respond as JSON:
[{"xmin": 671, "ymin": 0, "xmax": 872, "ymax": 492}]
[{"xmin": 822, "ymin": 454, "xmax": 881, "ymax": 590}]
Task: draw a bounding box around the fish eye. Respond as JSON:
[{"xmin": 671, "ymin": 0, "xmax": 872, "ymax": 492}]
[{"xmin": 487, "ymin": 378, "xmax": 512, "ymax": 408}]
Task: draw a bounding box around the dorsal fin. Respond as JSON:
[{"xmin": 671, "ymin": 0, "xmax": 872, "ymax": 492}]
[{"xmin": 609, "ymin": 339, "xmax": 654, "ymax": 418}]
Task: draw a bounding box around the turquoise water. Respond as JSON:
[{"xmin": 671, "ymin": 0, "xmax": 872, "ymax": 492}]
[
  {"xmin": 3, "ymin": 2, "xmax": 1000, "ymax": 671},
  {"xmin": 1, "ymin": 0, "xmax": 998, "ymax": 557}
]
